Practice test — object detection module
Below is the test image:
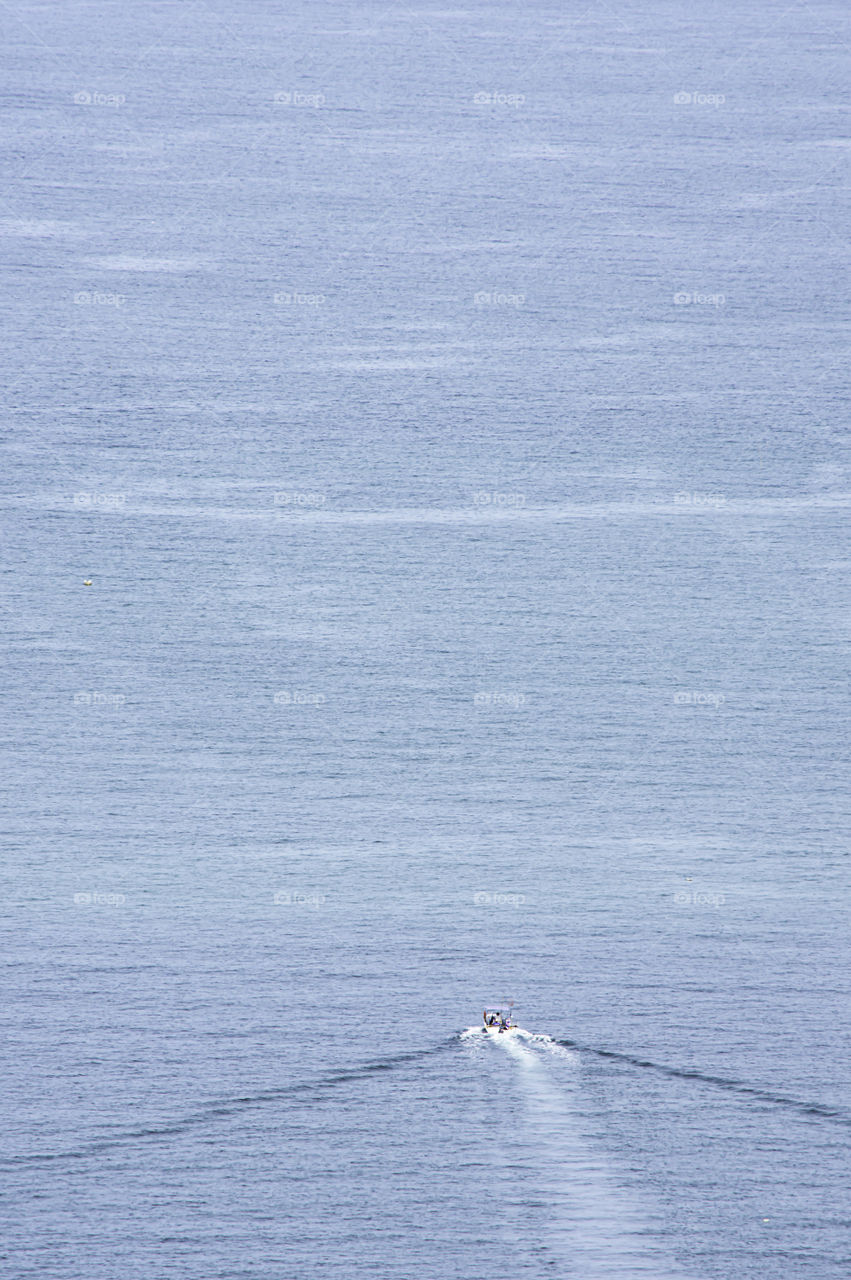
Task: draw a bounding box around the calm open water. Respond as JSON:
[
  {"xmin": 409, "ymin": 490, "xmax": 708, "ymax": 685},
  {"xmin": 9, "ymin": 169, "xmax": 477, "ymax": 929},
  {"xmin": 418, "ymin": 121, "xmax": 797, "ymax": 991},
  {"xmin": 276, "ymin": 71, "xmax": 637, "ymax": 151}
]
[{"xmin": 1, "ymin": 2, "xmax": 849, "ymax": 1277}]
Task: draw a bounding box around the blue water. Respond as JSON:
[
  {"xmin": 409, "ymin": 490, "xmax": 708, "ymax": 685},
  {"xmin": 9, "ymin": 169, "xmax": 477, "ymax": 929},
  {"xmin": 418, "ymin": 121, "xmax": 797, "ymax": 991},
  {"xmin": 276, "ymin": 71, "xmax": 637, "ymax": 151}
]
[{"xmin": 2, "ymin": 2, "xmax": 850, "ymax": 1277}]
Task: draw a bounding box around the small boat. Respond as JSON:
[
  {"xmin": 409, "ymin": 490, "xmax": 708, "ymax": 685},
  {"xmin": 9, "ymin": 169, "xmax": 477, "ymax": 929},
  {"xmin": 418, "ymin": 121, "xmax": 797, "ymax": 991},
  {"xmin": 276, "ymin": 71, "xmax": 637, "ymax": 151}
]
[{"xmin": 482, "ymin": 1002, "xmax": 517, "ymax": 1033}]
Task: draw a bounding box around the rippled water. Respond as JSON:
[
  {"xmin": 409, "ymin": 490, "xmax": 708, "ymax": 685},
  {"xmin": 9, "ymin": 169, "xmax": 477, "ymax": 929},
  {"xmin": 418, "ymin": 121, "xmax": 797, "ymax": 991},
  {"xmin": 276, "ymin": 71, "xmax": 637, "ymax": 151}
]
[{"xmin": 2, "ymin": 2, "xmax": 850, "ymax": 1277}]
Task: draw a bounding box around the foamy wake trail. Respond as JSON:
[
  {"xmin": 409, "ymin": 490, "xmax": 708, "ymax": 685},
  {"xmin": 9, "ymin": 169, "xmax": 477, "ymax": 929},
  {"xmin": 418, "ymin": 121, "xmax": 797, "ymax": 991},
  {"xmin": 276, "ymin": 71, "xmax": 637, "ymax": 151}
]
[
  {"xmin": 461, "ymin": 1026, "xmax": 576, "ymax": 1059},
  {"xmin": 499, "ymin": 1034, "xmax": 692, "ymax": 1279}
]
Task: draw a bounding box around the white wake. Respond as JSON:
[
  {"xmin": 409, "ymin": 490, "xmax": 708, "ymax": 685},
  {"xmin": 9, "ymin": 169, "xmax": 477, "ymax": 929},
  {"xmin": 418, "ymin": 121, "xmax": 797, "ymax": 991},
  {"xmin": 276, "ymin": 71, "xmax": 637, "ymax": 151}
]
[{"xmin": 485, "ymin": 1031, "xmax": 693, "ymax": 1278}]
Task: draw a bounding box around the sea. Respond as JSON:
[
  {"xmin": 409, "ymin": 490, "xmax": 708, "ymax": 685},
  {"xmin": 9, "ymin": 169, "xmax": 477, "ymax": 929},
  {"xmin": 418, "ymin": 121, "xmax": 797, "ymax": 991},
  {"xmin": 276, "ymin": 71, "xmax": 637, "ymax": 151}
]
[{"xmin": 1, "ymin": 2, "xmax": 849, "ymax": 1277}]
